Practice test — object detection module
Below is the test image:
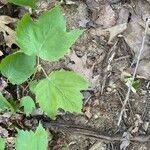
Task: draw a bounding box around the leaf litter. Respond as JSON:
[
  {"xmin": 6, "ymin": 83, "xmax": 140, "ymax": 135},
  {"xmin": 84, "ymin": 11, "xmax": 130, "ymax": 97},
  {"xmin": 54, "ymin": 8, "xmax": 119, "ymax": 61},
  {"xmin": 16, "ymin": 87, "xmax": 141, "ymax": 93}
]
[
  {"xmin": 68, "ymin": 50, "xmax": 99, "ymax": 86},
  {"xmin": 1, "ymin": 0, "xmax": 150, "ymax": 150},
  {"xmin": 0, "ymin": 15, "xmax": 17, "ymax": 47}
]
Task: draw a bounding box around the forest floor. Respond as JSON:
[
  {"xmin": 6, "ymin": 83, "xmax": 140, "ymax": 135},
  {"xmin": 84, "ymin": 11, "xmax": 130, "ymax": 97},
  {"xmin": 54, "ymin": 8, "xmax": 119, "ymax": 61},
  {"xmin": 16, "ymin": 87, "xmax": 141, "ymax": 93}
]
[{"xmin": 0, "ymin": 0, "xmax": 150, "ymax": 149}]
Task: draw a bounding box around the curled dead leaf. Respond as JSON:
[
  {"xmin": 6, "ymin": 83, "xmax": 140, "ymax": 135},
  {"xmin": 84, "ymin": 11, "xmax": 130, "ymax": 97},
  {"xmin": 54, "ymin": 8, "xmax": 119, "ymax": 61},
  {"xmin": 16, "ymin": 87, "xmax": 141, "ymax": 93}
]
[{"xmin": 0, "ymin": 15, "xmax": 17, "ymax": 47}]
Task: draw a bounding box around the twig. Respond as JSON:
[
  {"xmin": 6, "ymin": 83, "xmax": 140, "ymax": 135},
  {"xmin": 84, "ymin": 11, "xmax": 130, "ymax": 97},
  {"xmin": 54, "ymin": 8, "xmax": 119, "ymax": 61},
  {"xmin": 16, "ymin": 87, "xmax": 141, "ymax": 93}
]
[
  {"xmin": 117, "ymin": 17, "xmax": 150, "ymax": 126},
  {"xmin": 44, "ymin": 121, "xmax": 150, "ymax": 143},
  {"xmin": 101, "ymin": 40, "xmax": 118, "ymax": 94}
]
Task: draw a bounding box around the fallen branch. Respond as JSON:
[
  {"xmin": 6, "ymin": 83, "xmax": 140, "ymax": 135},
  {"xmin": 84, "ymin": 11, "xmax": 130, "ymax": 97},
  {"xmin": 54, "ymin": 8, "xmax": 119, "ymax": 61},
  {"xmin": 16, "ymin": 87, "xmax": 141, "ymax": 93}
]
[
  {"xmin": 117, "ymin": 17, "xmax": 150, "ymax": 126},
  {"xmin": 44, "ymin": 121, "xmax": 150, "ymax": 143}
]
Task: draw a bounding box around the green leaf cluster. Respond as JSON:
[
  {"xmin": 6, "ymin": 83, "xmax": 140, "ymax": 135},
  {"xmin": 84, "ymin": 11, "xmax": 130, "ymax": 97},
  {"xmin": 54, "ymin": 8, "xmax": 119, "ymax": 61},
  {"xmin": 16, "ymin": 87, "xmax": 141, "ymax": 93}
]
[
  {"xmin": 0, "ymin": 93, "xmax": 14, "ymax": 112},
  {"xmin": 7, "ymin": 0, "xmax": 37, "ymax": 8},
  {"xmin": 0, "ymin": 5, "xmax": 88, "ymax": 119},
  {"xmin": 0, "ymin": 1, "xmax": 89, "ymax": 149},
  {"xmin": 16, "ymin": 123, "xmax": 48, "ymax": 150},
  {"xmin": 0, "ymin": 124, "xmax": 48, "ymax": 150},
  {"xmin": 0, "ymin": 138, "xmax": 6, "ymax": 150}
]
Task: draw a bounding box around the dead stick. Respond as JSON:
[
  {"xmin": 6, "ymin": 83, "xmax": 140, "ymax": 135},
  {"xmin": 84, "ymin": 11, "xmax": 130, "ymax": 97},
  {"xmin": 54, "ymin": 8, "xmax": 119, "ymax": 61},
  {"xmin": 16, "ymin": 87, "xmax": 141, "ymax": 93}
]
[
  {"xmin": 44, "ymin": 121, "xmax": 150, "ymax": 143},
  {"xmin": 117, "ymin": 17, "xmax": 150, "ymax": 126}
]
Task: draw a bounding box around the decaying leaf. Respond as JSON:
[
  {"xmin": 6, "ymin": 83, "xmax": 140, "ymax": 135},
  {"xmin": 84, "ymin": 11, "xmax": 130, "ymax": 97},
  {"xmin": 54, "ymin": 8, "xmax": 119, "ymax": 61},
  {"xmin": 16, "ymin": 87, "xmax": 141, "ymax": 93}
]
[
  {"xmin": 68, "ymin": 50, "xmax": 99, "ymax": 85},
  {"xmin": 0, "ymin": 15, "xmax": 17, "ymax": 47},
  {"xmin": 0, "ymin": 0, "xmax": 7, "ymax": 4},
  {"xmin": 137, "ymin": 59, "xmax": 150, "ymax": 79},
  {"xmin": 123, "ymin": 0, "xmax": 150, "ymax": 79},
  {"xmin": 93, "ymin": 3, "xmax": 117, "ymax": 28},
  {"xmin": 90, "ymin": 23, "xmax": 127, "ymax": 43},
  {"xmin": 83, "ymin": 105, "xmax": 92, "ymax": 119},
  {"xmin": 124, "ymin": 20, "xmax": 150, "ymax": 61},
  {"xmin": 0, "ymin": 50, "xmax": 3, "ymax": 56},
  {"xmin": 147, "ymin": 0, "xmax": 150, "ymax": 3},
  {"xmin": 0, "ymin": 78, "xmax": 7, "ymax": 92},
  {"xmin": 0, "ymin": 126, "xmax": 9, "ymax": 138},
  {"xmin": 120, "ymin": 132, "xmax": 131, "ymax": 150}
]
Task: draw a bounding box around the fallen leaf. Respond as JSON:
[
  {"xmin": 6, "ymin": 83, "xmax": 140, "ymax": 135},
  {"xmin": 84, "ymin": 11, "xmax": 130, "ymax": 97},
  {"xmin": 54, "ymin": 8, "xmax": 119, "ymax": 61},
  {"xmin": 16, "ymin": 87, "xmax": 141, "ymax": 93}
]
[
  {"xmin": 0, "ymin": 0, "xmax": 7, "ymax": 4},
  {"xmin": 84, "ymin": 105, "xmax": 92, "ymax": 119},
  {"xmin": 147, "ymin": 0, "xmax": 150, "ymax": 3},
  {"xmin": 123, "ymin": 0, "xmax": 150, "ymax": 79},
  {"xmin": 65, "ymin": 0, "xmax": 76, "ymax": 5},
  {"xmin": 79, "ymin": 18, "xmax": 89, "ymax": 27},
  {"xmin": 137, "ymin": 59, "xmax": 150, "ymax": 79},
  {"xmin": 93, "ymin": 3, "xmax": 117, "ymax": 28},
  {"xmin": 0, "ymin": 126, "xmax": 8, "ymax": 138},
  {"xmin": 0, "ymin": 15, "xmax": 17, "ymax": 47},
  {"xmin": 0, "ymin": 50, "xmax": 3, "ymax": 56},
  {"xmin": 0, "ymin": 78, "xmax": 7, "ymax": 92},
  {"xmin": 68, "ymin": 50, "xmax": 99, "ymax": 85},
  {"xmin": 120, "ymin": 132, "xmax": 131, "ymax": 150},
  {"xmin": 124, "ymin": 20, "xmax": 150, "ymax": 61},
  {"xmin": 90, "ymin": 23, "xmax": 127, "ymax": 43}
]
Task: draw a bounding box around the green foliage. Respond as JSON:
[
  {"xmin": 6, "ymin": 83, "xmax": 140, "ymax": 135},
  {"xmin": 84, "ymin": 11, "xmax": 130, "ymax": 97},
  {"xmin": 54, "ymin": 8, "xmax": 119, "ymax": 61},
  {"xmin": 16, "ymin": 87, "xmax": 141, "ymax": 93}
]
[
  {"xmin": 29, "ymin": 80, "xmax": 39, "ymax": 94},
  {"xmin": 61, "ymin": 147, "xmax": 70, "ymax": 150},
  {"xmin": 34, "ymin": 71, "xmax": 89, "ymax": 119},
  {"xmin": 0, "ymin": 4, "xmax": 87, "ymax": 146},
  {"xmin": 7, "ymin": 0, "xmax": 37, "ymax": 8},
  {"xmin": 0, "ymin": 52, "xmax": 36, "ymax": 85},
  {"xmin": 16, "ymin": 6, "xmax": 83, "ymax": 61},
  {"xmin": 15, "ymin": 123, "xmax": 48, "ymax": 150},
  {"xmin": 20, "ymin": 96, "xmax": 35, "ymax": 116},
  {"xmin": 0, "ymin": 138, "xmax": 6, "ymax": 150},
  {"xmin": 124, "ymin": 77, "xmax": 140, "ymax": 93},
  {"xmin": 0, "ymin": 93, "xmax": 14, "ymax": 111}
]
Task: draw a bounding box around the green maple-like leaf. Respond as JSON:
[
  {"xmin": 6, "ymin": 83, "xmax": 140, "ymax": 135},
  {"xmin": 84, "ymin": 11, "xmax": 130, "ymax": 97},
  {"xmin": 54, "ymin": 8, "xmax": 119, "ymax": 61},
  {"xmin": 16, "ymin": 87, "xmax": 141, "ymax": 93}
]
[
  {"xmin": 20, "ymin": 96, "xmax": 36, "ymax": 116},
  {"xmin": 0, "ymin": 138, "xmax": 6, "ymax": 150},
  {"xmin": 15, "ymin": 123, "xmax": 48, "ymax": 150},
  {"xmin": 16, "ymin": 5, "xmax": 84, "ymax": 61},
  {"xmin": 34, "ymin": 71, "xmax": 89, "ymax": 119},
  {"xmin": 29, "ymin": 80, "xmax": 39, "ymax": 94},
  {"xmin": 7, "ymin": 0, "xmax": 37, "ymax": 8},
  {"xmin": 0, "ymin": 93, "xmax": 14, "ymax": 112},
  {"xmin": 0, "ymin": 52, "xmax": 36, "ymax": 85}
]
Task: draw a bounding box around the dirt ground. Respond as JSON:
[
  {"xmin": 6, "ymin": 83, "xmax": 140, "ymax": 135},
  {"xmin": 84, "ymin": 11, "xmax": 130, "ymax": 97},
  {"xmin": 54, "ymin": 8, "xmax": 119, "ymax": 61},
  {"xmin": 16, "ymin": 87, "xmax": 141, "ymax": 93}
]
[{"xmin": 0, "ymin": 0, "xmax": 150, "ymax": 149}]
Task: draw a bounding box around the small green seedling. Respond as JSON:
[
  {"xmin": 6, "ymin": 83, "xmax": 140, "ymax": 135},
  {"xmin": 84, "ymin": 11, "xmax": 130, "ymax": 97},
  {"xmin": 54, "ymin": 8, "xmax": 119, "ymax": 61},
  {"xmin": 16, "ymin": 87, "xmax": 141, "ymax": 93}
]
[{"xmin": 123, "ymin": 77, "xmax": 140, "ymax": 93}]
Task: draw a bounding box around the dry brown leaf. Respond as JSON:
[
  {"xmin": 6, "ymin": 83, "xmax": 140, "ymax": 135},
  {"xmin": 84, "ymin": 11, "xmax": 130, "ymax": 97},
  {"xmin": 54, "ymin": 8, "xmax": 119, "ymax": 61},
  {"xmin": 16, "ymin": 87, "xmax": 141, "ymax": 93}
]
[
  {"xmin": 94, "ymin": 3, "xmax": 116, "ymax": 28},
  {"xmin": 0, "ymin": 50, "xmax": 3, "ymax": 56},
  {"xmin": 120, "ymin": 132, "xmax": 131, "ymax": 150},
  {"xmin": 124, "ymin": 20, "xmax": 150, "ymax": 61},
  {"xmin": 0, "ymin": 0, "xmax": 7, "ymax": 4},
  {"xmin": 90, "ymin": 23, "xmax": 127, "ymax": 43},
  {"xmin": 84, "ymin": 105, "xmax": 92, "ymax": 119},
  {"xmin": 0, "ymin": 15, "xmax": 17, "ymax": 47},
  {"xmin": 123, "ymin": 0, "xmax": 150, "ymax": 79},
  {"xmin": 68, "ymin": 50, "xmax": 99, "ymax": 85},
  {"xmin": 0, "ymin": 77, "xmax": 8, "ymax": 92},
  {"xmin": 137, "ymin": 59, "xmax": 150, "ymax": 79},
  {"xmin": 147, "ymin": 0, "xmax": 150, "ymax": 3}
]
